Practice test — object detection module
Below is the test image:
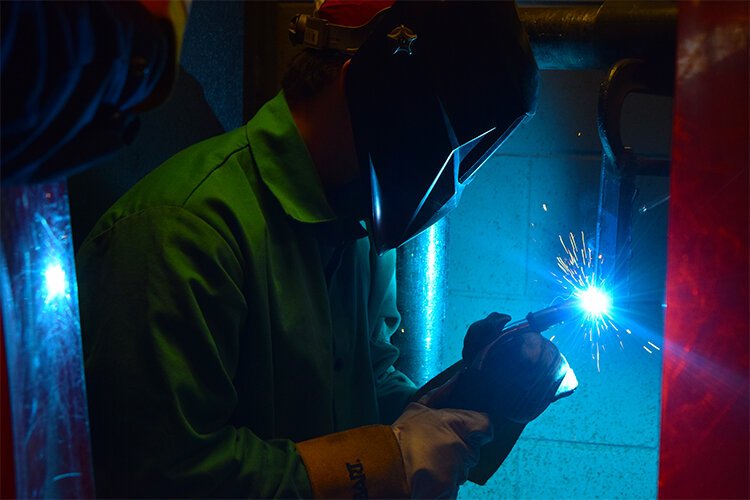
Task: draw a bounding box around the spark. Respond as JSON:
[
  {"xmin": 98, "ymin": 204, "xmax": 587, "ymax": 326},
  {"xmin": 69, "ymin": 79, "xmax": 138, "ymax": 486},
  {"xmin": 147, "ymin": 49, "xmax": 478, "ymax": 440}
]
[
  {"xmin": 647, "ymin": 341, "xmax": 661, "ymax": 351},
  {"xmin": 551, "ymin": 231, "xmax": 661, "ymax": 370},
  {"xmin": 551, "ymin": 232, "xmax": 614, "ymax": 371}
]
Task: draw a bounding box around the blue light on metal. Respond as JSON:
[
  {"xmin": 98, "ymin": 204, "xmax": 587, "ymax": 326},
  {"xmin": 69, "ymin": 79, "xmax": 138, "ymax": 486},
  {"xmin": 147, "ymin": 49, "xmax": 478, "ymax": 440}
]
[
  {"xmin": 0, "ymin": 181, "xmax": 95, "ymax": 498},
  {"xmin": 43, "ymin": 261, "xmax": 68, "ymax": 303},
  {"xmin": 396, "ymin": 218, "xmax": 448, "ymax": 386},
  {"xmin": 423, "ymin": 224, "xmax": 440, "ymax": 354}
]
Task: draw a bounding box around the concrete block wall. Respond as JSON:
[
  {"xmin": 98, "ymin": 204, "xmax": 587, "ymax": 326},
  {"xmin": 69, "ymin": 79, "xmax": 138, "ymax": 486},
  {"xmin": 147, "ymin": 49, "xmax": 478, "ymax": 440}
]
[{"xmin": 446, "ymin": 71, "xmax": 672, "ymax": 499}]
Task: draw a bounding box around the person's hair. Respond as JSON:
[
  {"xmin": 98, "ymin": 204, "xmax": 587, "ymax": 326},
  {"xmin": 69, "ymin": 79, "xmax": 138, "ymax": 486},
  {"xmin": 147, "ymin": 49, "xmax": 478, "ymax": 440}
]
[{"xmin": 282, "ymin": 49, "xmax": 348, "ymax": 103}]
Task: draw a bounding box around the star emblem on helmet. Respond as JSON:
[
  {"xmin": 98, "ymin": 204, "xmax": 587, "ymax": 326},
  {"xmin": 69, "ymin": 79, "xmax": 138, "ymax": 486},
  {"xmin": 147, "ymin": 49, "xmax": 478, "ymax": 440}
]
[{"xmin": 387, "ymin": 25, "xmax": 417, "ymax": 55}]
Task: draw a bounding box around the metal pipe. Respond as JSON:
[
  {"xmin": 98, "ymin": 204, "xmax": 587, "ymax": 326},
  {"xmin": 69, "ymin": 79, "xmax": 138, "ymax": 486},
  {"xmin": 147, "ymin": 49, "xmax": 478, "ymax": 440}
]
[
  {"xmin": 394, "ymin": 219, "xmax": 448, "ymax": 386},
  {"xmin": 519, "ymin": 2, "xmax": 677, "ymax": 70}
]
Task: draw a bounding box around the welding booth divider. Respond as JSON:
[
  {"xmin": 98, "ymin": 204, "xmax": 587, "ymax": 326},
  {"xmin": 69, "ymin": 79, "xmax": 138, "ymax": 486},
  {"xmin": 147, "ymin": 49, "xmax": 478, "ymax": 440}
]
[
  {"xmin": 658, "ymin": 2, "xmax": 749, "ymax": 497},
  {"xmin": 1, "ymin": 317, "xmax": 15, "ymax": 499}
]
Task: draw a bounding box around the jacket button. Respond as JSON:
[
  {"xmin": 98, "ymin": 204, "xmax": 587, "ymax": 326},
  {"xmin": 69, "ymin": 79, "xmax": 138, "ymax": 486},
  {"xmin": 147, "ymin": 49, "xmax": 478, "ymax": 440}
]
[{"xmin": 333, "ymin": 358, "xmax": 344, "ymax": 371}]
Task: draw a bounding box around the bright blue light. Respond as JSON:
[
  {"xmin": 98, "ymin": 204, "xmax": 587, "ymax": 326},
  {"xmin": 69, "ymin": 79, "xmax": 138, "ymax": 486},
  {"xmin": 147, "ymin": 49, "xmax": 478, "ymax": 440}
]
[
  {"xmin": 577, "ymin": 286, "xmax": 612, "ymax": 317},
  {"xmin": 44, "ymin": 261, "xmax": 67, "ymax": 302}
]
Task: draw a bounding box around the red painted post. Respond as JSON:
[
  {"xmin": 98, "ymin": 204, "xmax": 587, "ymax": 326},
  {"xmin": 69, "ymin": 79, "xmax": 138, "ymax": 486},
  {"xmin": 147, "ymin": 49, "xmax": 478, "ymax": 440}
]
[
  {"xmin": 659, "ymin": 1, "xmax": 749, "ymax": 498},
  {"xmin": 1, "ymin": 317, "xmax": 16, "ymax": 499}
]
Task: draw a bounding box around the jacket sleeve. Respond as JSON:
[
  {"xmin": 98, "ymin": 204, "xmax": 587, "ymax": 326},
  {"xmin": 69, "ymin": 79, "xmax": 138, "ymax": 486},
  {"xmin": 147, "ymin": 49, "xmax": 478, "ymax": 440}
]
[
  {"xmin": 77, "ymin": 206, "xmax": 312, "ymax": 498},
  {"xmin": 367, "ymin": 247, "xmax": 417, "ymax": 424}
]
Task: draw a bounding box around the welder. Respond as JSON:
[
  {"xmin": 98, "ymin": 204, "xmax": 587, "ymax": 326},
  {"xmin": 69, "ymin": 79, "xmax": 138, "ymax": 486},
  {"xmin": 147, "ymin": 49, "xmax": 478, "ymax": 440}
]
[{"xmin": 76, "ymin": 1, "xmax": 570, "ymax": 498}]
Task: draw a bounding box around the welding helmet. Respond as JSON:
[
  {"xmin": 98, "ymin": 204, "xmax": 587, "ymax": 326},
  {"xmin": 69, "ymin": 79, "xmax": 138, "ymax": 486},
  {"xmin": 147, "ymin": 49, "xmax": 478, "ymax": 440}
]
[{"xmin": 290, "ymin": 1, "xmax": 539, "ymax": 253}]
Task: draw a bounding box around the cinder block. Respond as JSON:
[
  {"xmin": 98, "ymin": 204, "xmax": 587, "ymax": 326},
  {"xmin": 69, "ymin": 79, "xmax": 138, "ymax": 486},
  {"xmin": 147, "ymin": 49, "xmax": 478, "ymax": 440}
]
[{"xmin": 500, "ymin": 70, "xmax": 606, "ymax": 156}]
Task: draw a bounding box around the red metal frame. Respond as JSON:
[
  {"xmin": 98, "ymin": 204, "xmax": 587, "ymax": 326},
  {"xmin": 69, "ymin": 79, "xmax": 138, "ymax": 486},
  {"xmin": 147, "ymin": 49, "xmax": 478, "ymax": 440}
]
[
  {"xmin": 659, "ymin": 2, "xmax": 749, "ymax": 498},
  {"xmin": 1, "ymin": 316, "xmax": 16, "ymax": 499}
]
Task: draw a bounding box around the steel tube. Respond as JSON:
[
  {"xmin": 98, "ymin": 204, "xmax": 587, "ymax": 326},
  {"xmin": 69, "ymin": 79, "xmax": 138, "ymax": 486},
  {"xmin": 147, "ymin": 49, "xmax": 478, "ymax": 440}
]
[{"xmin": 519, "ymin": 2, "xmax": 677, "ymax": 70}]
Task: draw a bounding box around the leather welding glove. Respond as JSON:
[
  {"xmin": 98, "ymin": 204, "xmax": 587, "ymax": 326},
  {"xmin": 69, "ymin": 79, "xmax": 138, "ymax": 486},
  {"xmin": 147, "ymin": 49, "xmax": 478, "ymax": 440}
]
[
  {"xmin": 416, "ymin": 312, "xmax": 512, "ymax": 407},
  {"xmin": 296, "ymin": 402, "xmax": 492, "ymax": 499},
  {"xmin": 419, "ymin": 312, "xmax": 576, "ymax": 485},
  {"xmin": 462, "ymin": 312, "xmax": 512, "ymax": 363}
]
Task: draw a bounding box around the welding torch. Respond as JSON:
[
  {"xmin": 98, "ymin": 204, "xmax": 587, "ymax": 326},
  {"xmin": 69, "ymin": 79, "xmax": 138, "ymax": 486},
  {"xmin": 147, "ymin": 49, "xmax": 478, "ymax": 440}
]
[
  {"xmin": 409, "ymin": 299, "xmax": 582, "ymax": 485},
  {"xmin": 495, "ymin": 297, "xmax": 581, "ymax": 339},
  {"xmin": 414, "ymin": 298, "xmax": 581, "ymax": 423}
]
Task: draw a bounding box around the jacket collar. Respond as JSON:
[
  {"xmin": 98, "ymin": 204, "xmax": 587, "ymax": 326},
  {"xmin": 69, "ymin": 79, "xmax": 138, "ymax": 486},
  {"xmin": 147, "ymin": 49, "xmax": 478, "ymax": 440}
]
[
  {"xmin": 245, "ymin": 91, "xmax": 337, "ymax": 224},
  {"xmin": 245, "ymin": 92, "xmax": 366, "ymax": 240}
]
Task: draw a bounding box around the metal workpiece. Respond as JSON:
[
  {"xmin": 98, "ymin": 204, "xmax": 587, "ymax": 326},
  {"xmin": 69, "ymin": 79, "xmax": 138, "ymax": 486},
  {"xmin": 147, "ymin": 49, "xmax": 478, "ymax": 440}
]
[
  {"xmin": 598, "ymin": 58, "xmax": 673, "ymax": 178},
  {"xmin": 517, "ymin": 2, "xmax": 677, "ymax": 175},
  {"xmin": 519, "ymin": 2, "xmax": 677, "ymax": 70},
  {"xmin": 594, "ymin": 57, "xmax": 673, "ymax": 289},
  {"xmin": 588, "ymin": 4, "xmax": 676, "ymax": 293}
]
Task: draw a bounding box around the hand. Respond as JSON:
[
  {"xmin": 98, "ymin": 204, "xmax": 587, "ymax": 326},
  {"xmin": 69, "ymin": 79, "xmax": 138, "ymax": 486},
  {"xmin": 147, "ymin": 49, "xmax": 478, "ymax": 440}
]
[
  {"xmin": 424, "ymin": 312, "xmax": 575, "ymax": 423},
  {"xmin": 457, "ymin": 327, "xmax": 575, "ymax": 423},
  {"xmin": 460, "ymin": 314, "xmax": 579, "ymax": 485},
  {"xmin": 422, "ymin": 312, "xmax": 578, "ymax": 486},
  {"xmin": 415, "ymin": 313, "xmax": 512, "ymax": 407},
  {"xmin": 462, "ymin": 312, "xmax": 511, "ymax": 364},
  {"xmin": 392, "ymin": 402, "xmax": 493, "ymax": 499}
]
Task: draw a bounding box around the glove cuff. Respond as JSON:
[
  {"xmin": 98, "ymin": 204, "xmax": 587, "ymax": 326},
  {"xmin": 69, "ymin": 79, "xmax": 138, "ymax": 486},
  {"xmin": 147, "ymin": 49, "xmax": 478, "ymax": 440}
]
[{"xmin": 297, "ymin": 425, "xmax": 409, "ymax": 499}]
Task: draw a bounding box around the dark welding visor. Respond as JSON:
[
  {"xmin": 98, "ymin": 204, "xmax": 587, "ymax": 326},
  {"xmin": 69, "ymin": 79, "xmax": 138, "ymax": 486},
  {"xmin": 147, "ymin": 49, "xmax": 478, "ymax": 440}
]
[{"xmin": 345, "ymin": 1, "xmax": 539, "ymax": 253}]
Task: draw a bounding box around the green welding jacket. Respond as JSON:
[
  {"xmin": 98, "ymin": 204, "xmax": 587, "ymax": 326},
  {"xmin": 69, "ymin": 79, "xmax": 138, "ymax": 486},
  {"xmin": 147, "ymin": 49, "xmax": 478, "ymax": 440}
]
[{"xmin": 76, "ymin": 92, "xmax": 416, "ymax": 498}]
